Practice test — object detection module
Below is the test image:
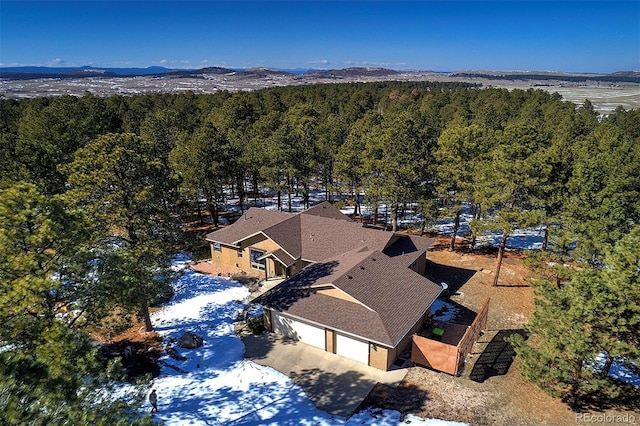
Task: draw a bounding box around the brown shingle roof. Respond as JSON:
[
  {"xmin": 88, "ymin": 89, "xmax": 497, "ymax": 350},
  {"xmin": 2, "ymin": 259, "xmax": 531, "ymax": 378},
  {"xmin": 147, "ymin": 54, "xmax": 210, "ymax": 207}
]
[
  {"xmin": 205, "ymin": 208, "xmax": 290, "ymax": 246},
  {"xmin": 208, "ymin": 202, "xmax": 441, "ymax": 346},
  {"xmin": 261, "ymin": 215, "xmax": 302, "ymax": 260},
  {"xmin": 298, "ymin": 214, "xmax": 392, "ymax": 261},
  {"xmin": 207, "ymin": 204, "xmax": 397, "ymax": 262},
  {"xmin": 383, "ymin": 234, "xmax": 435, "ymax": 266},
  {"xmin": 300, "ymin": 201, "xmax": 352, "ymax": 221},
  {"xmin": 254, "ymin": 248, "xmax": 442, "ymax": 347},
  {"xmin": 332, "ymin": 251, "xmax": 442, "ymax": 345},
  {"xmin": 262, "ymin": 248, "xmax": 297, "ymax": 268}
]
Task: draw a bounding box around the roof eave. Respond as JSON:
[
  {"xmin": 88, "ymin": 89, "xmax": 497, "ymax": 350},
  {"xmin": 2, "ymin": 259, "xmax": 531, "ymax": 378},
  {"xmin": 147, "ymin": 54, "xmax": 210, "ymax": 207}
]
[{"xmin": 389, "ymin": 286, "xmax": 444, "ymax": 348}]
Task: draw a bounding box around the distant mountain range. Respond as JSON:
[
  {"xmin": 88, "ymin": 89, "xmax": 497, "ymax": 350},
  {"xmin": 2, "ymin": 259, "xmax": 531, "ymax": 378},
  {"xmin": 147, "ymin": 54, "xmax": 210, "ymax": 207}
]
[{"xmin": 3, "ymin": 65, "xmax": 638, "ymax": 83}]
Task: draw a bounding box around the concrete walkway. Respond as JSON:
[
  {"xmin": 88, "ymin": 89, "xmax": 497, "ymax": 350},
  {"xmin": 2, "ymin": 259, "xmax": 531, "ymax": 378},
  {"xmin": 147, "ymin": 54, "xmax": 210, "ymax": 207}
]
[
  {"xmin": 248, "ymin": 278, "xmax": 284, "ymax": 302},
  {"xmin": 242, "ymin": 332, "xmax": 407, "ymax": 418}
]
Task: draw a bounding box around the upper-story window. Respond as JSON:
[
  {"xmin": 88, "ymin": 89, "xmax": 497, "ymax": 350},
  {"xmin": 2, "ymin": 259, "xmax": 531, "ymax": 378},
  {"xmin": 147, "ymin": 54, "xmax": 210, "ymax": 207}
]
[{"xmin": 213, "ymin": 242, "xmax": 221, "ymax": 252}]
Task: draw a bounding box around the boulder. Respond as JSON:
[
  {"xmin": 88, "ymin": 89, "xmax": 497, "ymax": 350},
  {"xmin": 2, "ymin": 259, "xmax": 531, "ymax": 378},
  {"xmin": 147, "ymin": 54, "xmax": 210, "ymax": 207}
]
[{"xmin": 178, "ymin": 331, "xmax": 204, "ymax": 349}]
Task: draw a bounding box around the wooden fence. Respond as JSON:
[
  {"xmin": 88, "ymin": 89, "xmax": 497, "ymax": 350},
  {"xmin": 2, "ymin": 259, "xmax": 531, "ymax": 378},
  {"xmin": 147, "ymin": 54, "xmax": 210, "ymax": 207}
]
[{"xmin": 412, "ymin": 298, "xmax": 490, "ymax": 376}]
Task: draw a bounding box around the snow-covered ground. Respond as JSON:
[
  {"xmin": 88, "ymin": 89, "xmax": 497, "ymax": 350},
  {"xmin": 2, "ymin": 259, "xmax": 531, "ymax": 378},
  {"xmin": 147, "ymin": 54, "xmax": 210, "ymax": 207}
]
[
  {"xmin": 140, "ymin": 257, "xmax": 466, "ymax": 425},
  {"xmin": 591, "ymin": 354, "xmax": 640, "ymax": 387}
]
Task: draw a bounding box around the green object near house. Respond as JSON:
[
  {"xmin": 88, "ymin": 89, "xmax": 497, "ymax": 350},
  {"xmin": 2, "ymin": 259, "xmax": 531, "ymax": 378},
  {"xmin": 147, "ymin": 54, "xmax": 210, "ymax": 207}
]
[{"xmin": 433, "ymin": 327, "xmax": 445, "ymax": 337}]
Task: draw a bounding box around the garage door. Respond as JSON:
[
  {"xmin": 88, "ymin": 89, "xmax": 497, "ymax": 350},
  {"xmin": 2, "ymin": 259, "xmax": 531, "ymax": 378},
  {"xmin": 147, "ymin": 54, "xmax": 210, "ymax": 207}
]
[
  {"xmin": 335, "ymin": 333, "xmax": 370, "ymax": 365},
  {"xmin": 272, "ymin": 313, "xmax": 325, "ymax": 350}
]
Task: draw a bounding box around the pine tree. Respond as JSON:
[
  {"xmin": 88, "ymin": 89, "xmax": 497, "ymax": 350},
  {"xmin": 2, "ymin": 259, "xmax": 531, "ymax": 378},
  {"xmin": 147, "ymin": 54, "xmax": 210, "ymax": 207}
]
[
  {"xmin": 434, "ymin": 120, "xmax": 484, "ymax": 250},
  {"xmin": 0, "ymin": 182, "xmax": 151, "ymax": 424},
  {"xmin": 473, "ymin": 122, "xmax": 550, "ymax": 285},
  {"xmin": 63, "ymin": 133, "xmax": 177, "ymax": 332},
  {"xmin": 511, "ymin": 226, "xmax": 640, "ymax": 400}
]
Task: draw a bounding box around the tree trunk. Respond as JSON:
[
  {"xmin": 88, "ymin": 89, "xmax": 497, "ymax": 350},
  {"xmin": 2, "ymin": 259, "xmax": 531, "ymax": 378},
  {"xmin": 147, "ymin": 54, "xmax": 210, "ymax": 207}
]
[
  {"xmin": 450, "ymin": 208, "xmax": 461, "ymax": 251},
  {"xmin": 287, "ymin": 176, "xmax": 292, "ymax": 213},
  {"xmin": 542, "ymin": 226, "xmax": 549, "ymax": 251},
  {"xmin": 303, "ymin": 179, "xmax": 310, "ymax": 209},
  {"xmin": 493, "ymin": 231, "xmax": 509, "ymax": 286},
  {"xmin": 373, "ymin": 203, "xmax": 378, "ymax": 226},
  {"xmin": 237, "ymin": 175, "xmax": 245, "ymax": 214},
  {"xmin": 277, "ymin": 190, "xmax": 282, "ymax": 211},
  {"xmin": 141, "ymin": 298, "xmax": 153, "ymax": 332},
  {"xmin": 196, "ymin": 199, "xmax": 203, "ymax": 224},
  {"xmin": 392, "ymin": 202, "xmax": 399, "ymax": 232},
  {"xmin": 601, "ymin": 352, "xmax": 614, "ymax": 378},
  {"xmin": 253, "ymin": 173, "xmax": 259, "ymax": 207},
  {"xmin": 209, "ymin": 201, "xmax": 219, "ymax": 227}
]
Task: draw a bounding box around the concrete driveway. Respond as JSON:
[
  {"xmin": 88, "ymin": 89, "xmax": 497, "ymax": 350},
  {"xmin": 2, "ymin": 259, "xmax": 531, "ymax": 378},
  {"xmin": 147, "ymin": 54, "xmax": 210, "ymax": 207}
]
[{"xmin": 242, "ymin": 332, "xmax": 407, "ymax": 418}]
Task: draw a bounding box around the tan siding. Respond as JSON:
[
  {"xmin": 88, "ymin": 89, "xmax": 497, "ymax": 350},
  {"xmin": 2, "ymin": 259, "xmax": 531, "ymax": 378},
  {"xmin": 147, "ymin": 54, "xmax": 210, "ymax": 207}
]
[
  {"xmin": 211, "ymin": 244, "xmax": 246, "ymax": 269},
  {"xmin": 325, "ymin": 329, "xmax": 335, "ymax": 353},
  {"xmin": 244, "ymin": 234, "xmax": 281, "ymax": 253},
  {"xmin": 211, "ymin": 233, "xmax": 286, "ymax": 276},
  {"xmin": 369, "ymin": 344, "xmax": 393, "ymax": 370},
  {"xmin": 371, "ymin": 309, "xmax": 429, "ymax": 371},
  {"xmin": 288, "ymin": 259, "xmax": 308, "ymax": 276},
  {"xmin": 396, "ymin": 311, "xmax": 429, "ymax": 355}
]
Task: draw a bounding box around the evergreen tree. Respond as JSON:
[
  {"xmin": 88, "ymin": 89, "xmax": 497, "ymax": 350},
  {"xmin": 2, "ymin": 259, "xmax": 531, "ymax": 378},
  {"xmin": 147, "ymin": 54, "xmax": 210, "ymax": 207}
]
[
  {"xmin": 511, "ymin": 226, "xmax": 640, "ymax": 400},
  {"xmin": 561, "ymin": 122, "xmax": 640, "ymax": 264},
  {"xmin": 62, "ymin": 133, "xmax": 177, "ymax": 332},
  {"xmin": 434, "ymin": 120, "xmax": 484, "ymax": 250},
  {"xmin": 0, "ymin": 182, "xmax": 151, "ymax": 425},
  {"xmin": 472, "ymin": 122, "xmax": 549, "ymax": 285}
]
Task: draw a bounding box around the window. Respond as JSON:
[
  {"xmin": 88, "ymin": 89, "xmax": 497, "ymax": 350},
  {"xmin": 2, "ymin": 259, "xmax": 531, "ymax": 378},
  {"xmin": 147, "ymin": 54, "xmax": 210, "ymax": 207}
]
[
  {"xmin": 237, "ymin": 248, "xmax": 243, "ymax": 258},
  {"xmin": 250, "ymin": 249, "xmax": 265, "ymax": 271},
  {"xmin": 213, "ymin": 242, "xmax": 221, "ymax": 252}
]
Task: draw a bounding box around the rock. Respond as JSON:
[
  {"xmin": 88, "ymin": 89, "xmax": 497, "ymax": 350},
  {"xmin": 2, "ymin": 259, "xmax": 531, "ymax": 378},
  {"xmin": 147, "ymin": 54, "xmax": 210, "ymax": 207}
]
[{"xmin": 178, "ymin": 331, "xmax": 204, "ymax": 349}]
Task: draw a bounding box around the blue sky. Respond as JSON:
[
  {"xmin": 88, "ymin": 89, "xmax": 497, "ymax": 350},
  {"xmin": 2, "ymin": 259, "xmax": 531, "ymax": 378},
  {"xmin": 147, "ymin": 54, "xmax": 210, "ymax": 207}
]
[{"xmin": 1, "ymin": 1, "xmax": 638, "ymax": 73}]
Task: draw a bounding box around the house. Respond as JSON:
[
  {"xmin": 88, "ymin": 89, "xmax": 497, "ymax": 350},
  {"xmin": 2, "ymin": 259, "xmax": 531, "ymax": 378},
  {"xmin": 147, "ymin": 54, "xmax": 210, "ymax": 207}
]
[{"xmin": 205, "ymin": 201, "xmax": 443, "ymax": 370}]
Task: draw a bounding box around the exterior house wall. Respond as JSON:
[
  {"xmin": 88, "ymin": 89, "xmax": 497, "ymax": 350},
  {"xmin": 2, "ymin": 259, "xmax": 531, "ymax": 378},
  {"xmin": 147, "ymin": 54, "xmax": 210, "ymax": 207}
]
[
  {"xmin": 211, "ymin": 234, "xmax": 285, "ymax": 277},
  {"xmin": 211, "ymin": 244, "xmax": 248, "ymax": 270},
  {"xmin": 378, "ymin": 308, "xmax": 430, "ymax": 369},
  {"xmin": 242, "ymin": 234, "xmax": 281, "ymax": 253},
  {"xmin": 288, "ymin": 259, "xmax": 307, "ymax": 276},
  {"xmin": 325, "ymin": 329, "xmax": 335, "ymax": 353},
  {"xmin": 369, "ymin": 343, "xmax": 393, "ymax": 370}
]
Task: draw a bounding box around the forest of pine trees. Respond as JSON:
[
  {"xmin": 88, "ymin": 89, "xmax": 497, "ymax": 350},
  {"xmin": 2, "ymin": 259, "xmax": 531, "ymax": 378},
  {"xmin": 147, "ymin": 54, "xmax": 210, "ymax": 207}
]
[{"xmin": 1, "ymin": 81, "xmax": 639, "ymax": 421}]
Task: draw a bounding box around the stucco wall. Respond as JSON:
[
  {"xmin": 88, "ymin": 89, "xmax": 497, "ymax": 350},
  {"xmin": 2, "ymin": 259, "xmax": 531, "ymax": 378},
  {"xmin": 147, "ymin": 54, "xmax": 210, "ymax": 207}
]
[
  {"xmin": 211, "ymin": 244, "xmax": 246, "ymax": 270},
  {"xmin": 369, "ymin": 343, "xmax": 393, "ymax": 370},
  {"xmin": 210, "ymin": 233, "xmax": 284, "ymax": 276},
  {"xmin": 325, "ymin": 329, "xmax": 335, "ymax": 353}
]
